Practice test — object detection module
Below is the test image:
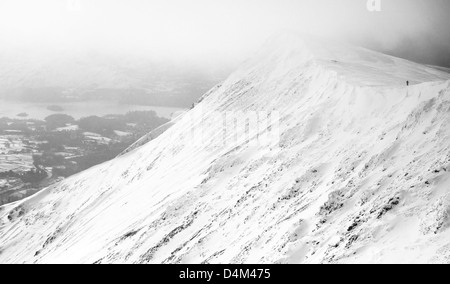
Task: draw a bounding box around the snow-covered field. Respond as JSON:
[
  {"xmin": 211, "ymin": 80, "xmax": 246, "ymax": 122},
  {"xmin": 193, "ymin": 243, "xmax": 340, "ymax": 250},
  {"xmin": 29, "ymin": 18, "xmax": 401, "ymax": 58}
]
[
  {"xmin": 0, "ymin": 33, "xmax": 450, "ymax": 264},
  {"xmin": 0, "ymin": 136, "xmax": 34, "ymax": 172}
]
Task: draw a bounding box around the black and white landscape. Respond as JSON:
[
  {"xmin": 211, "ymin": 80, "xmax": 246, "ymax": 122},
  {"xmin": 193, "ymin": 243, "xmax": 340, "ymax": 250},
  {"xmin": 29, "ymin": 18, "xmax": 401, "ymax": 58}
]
[{"xmin": 1, "ymin": 0, "xmax": 450, "ymax": 264}]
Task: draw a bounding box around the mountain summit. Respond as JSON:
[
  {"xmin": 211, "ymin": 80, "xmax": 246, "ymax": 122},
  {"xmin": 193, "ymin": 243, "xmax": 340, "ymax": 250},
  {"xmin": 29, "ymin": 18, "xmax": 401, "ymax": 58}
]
[{"xmin": 1, "ymin": 34, "xmax": 450, "ymax": 263}]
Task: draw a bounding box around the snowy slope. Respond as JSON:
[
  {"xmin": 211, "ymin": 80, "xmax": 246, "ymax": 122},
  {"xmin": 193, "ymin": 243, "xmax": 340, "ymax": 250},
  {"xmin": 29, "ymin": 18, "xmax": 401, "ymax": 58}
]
[{"xmin": 1, "ymin": 33, "xmax": 450, "ymax": 264}]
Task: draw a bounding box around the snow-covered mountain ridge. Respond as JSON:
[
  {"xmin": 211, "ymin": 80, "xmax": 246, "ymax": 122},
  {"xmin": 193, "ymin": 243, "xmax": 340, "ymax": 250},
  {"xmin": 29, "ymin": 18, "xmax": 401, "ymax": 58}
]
[{"xmin": 1, "ymin": 33, "xmax": 450, "ymax": 263}]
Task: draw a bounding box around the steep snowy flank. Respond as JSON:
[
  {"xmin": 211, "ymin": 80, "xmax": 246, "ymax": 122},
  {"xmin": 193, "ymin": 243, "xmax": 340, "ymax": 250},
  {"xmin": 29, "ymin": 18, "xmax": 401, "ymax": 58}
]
[{"xmin": 1, "ymin": 34, "xmax": 450, "ymax": 264}]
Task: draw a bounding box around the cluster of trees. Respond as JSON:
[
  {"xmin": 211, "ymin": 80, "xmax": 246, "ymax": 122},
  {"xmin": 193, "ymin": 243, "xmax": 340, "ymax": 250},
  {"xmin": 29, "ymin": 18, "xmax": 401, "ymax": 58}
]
[
  {"xmin": 0, "ymin": 168, "xmax": 47, "ymax": 184},
  {"xmin": 0, "ymin": 118, "xmax": 45, "ymax": 134},
  {"xmin": 77, "ymin": 111, "xmax": 168, "ymax": 136},
  {"xmin": 44, "ymin": 114, "xmax": 75, "ymax": 130},
  {"xmin": 33, "ymin": 153, "xmax": 65, "ymax": 167},
  {"xmin": 43, "ymin": 110, "xmax": 168, "ymax": 136},
  {"xmin": 19, "ymin": 168, "xmax": 47, "ymax": 183},
  {"xmin": 78, "ymin": 116, "xmax": 125, "ymax": 136}
]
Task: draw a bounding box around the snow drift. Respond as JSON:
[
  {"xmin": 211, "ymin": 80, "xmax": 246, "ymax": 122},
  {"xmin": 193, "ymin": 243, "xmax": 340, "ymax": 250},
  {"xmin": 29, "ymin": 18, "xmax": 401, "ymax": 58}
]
[{"xmin": 1, "ymin": 33, "xmax": 450, "ymax": 264}]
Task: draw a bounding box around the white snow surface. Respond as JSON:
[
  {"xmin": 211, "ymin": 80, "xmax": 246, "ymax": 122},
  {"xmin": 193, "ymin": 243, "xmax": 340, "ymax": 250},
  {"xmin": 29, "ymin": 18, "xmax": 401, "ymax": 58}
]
[{"xmin": 1, "ymin": 33, "xmax": 450, "ymax": 264}]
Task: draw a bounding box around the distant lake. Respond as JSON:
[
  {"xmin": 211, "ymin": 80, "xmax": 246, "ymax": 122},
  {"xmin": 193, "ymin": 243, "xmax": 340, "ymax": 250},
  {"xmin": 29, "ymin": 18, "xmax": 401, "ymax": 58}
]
[{"xmin": 0, "ymin": 100, "xmax": 185, "ymax": 120}]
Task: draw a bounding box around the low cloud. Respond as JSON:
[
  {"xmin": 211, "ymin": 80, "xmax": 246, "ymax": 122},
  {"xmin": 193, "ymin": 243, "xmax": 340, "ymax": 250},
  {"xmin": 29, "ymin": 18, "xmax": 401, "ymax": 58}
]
[{"xmin": 0, "ymin": 0, "xmax": 449, "ymax": 67}]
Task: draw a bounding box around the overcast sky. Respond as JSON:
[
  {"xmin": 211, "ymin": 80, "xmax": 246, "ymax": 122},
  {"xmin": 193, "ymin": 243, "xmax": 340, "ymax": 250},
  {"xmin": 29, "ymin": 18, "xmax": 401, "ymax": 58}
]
[{"xmin": 1, "ymin": 0, "xmax": 450, "ymax": 67}]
